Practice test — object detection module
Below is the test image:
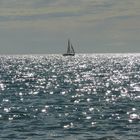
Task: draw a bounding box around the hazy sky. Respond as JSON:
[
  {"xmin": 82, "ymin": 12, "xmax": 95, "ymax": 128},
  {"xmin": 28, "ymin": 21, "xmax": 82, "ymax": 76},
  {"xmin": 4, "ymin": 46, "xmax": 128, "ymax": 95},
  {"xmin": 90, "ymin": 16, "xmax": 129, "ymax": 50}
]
[{"xmin": 0, "ymin": 0, "xmax": 140, "ymax": 54}]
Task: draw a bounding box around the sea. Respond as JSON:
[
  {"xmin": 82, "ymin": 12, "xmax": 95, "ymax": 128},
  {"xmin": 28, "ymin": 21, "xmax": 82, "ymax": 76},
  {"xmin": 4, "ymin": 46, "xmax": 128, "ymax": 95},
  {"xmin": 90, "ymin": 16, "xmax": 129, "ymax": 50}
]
[{"xmin": 0, "ymin": 54, "xmax": 140, "ymax": 140}]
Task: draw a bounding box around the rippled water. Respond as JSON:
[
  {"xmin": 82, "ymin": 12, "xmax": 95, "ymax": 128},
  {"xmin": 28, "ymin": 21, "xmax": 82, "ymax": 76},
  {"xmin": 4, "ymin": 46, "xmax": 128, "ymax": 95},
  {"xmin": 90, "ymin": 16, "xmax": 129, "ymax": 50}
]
[{"xmin": 0, "ymin": 54, "xmax": 140, "ymax": 140}]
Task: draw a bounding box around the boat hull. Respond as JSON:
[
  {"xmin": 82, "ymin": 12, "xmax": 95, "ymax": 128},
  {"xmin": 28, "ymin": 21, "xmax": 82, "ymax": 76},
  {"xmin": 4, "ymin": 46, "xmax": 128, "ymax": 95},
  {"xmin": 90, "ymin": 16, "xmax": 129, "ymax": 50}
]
[{"xmin": 63, "ymin": 53, "xmax": 75, "ymax": 56}]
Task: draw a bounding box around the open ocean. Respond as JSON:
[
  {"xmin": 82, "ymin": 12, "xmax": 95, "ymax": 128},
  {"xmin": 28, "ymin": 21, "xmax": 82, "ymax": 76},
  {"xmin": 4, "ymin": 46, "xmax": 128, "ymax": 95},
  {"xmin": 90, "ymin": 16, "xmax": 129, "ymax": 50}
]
[{"xmin": 0, "ymin": 54, "xmax": 140, "ymax": 140}]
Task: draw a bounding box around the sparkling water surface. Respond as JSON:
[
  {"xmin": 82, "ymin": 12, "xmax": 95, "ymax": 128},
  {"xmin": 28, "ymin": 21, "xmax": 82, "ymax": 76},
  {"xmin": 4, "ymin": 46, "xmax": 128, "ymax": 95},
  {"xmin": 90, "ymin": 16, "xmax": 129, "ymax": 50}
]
[{"xmin": 0, "ymin": 54, "xmax": 140, "ymax": 140}]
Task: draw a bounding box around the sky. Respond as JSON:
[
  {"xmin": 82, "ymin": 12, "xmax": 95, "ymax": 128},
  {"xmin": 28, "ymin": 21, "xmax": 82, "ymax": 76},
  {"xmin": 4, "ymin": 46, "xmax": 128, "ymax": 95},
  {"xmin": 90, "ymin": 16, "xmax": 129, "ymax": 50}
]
[{"xmin": 0, "ymin": 0, "xmax": 140, "ymax": 54}]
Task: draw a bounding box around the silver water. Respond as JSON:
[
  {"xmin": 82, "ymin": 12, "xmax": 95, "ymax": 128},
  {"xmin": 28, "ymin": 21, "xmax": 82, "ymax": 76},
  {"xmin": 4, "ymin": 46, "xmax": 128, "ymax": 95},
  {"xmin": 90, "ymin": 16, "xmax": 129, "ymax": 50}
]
[{"xmin": 0, "ymin": 54, "xmax": 140, "ymax": 140}]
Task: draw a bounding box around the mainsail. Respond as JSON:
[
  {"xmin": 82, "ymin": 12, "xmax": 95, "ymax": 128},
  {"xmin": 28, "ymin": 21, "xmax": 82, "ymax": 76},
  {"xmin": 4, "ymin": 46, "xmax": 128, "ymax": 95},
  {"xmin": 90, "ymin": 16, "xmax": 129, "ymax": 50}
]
[
  {"xmin": 63, "ymin": 39, "xmax": 75, "ymax": 56},
  {"xmin": 67, "ymin": 39, "xmax": 71, "ymax": 54}
]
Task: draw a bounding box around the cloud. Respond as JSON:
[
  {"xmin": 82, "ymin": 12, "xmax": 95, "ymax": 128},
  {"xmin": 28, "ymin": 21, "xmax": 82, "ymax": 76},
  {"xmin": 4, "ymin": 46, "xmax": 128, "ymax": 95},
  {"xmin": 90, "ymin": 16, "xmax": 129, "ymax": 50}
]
[
  {"xmin": 0, "ymin": 0, "xmax": 140, "ymax": 34},
  {"xmin": 0, "ymin": 0, "xmax": 140, "ymax": 53},
  {"xmin": 0, "ymin": 0, "xmax": 140, "ymax": 22}
]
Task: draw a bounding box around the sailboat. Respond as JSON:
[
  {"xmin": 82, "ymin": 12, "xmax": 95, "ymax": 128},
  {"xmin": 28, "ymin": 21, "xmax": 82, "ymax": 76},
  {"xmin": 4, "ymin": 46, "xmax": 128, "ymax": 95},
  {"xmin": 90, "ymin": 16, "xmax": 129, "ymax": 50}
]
[{"xmin": 63, "ymin": 39, "xmax": 75, "ymax": 56}]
